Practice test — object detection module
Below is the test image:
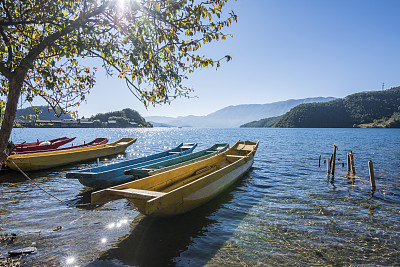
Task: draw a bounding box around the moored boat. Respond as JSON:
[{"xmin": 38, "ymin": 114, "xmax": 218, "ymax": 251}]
[
  {"xmin": 124, "ymin": 143, "xmax": 229, "ymax": 178},
  {"xmin": 91, "ymin": 140, "xmax": 259, "ymax": 217},
  {"xmin": 13, "ymin": 137, "xmax": 76, "ymax": 154},
  {"xmin": 7, "ymin": 138, "xmax": 136, "ymax": 171},
  {"xmin": 12, "ymin": 138, "xmax": 108, "ymax": 155},
  {"xmin": 66, "ymin": 143, "xmax": 197, "ymax": 188}
]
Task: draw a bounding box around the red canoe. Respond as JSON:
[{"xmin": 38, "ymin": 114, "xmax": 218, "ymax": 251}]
[
  {"xmin": 12, "ymin": 138, "xmax": 108, "ymax": 155},
  {"xmin": 14, "ymin": 137, "xmax": 76, "ymax": 153}
]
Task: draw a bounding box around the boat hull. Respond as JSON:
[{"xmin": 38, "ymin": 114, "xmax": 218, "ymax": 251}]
[
  {"xmin": 13, "ymin": 137, "xmax": 75, "ymax": 153},
  {"xmin": 124, "ymin": 143, "xmax": 229, "ymax": 178},
  {"xmin": 92, "ymin": 140, "xmax": 258, "ymax": 217},
  {"xmin": 7, "ymin": 138, "xmax": 136, "ymax": 171},
  {"xmin": 13, "ymin": 138, "xmax": 107, "ymax": 155},
  {"xmin": 67, "ymin": 143, "xmax": 197, "ymax": 188},
  {"xmin": 140, "ymin": 155, "xmax": 254, "ymax": 217}
]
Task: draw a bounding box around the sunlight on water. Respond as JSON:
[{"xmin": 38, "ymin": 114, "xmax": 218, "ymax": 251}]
[{"xmin": 1, "ymin": 128, "xmax": 399, "ymax": 266}]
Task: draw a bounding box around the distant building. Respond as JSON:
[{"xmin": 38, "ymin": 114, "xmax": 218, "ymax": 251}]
[
  {"xmin": 60, "ymin": 119, "xmax": 79, "ymax": 127},
  {"xmin": 107, "ymin": 120, "xmax": 117, "ymax": 127},
  {"xmin": 79, "ymin": 118, "xmax": 94, "ymax": 127},
  {"xmin": 35, "ymin": 119, "xmax": 62, "ymax": 127},
  {"xmin": 15, "ymin": 119, "xmax": 35, "ymax": 127}
]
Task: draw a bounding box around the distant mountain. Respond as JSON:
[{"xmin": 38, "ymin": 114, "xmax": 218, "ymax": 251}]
[
  {"xmin": 146, "ymin": 97, "xmax": 335, "ymax": 128},
  {"xmin": 273, "ymin": 87, "xmax": 400, "ymax": 128},
  {"xmin": 149, "ymin": 121, "xmax": 175, "ymax": 127},
  {"xmin": 16, "ymin": 106, "xmax": 72, "ymax": 120},
  {"xmin": 146, "ymin": 115, "xmax": 194, "ymax": 127}
]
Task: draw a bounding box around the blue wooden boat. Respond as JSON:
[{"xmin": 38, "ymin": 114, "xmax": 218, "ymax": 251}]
[
  {"xmin": 66, "ymin": 143, "xmax": 197, "ymax": 188},
  {"xmin": 91, "ymin": 140, "xmax": 259, "ymax": 217},
  {"xmin": 124, "ymin": 143, "xmax": 229, "ymax": 178}
]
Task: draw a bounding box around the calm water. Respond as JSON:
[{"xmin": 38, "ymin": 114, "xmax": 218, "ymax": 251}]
[{"xmin": 1, "ymin": 128, "xmax": 399, "ymax": 266}]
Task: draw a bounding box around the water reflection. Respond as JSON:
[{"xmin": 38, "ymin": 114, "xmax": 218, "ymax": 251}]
[
  {"xmin": 67, "ymin": 188, "xmax": 102, "ymax": 210},
  {"xmin": 0, "ymin": 170, "xmax": 26, "ymax": 183},
  {"xmin": 89, "ymin": 178, "xmax": 253, "ymax": 266}
]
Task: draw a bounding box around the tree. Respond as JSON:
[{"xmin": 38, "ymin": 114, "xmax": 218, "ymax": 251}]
[
  {"xmin": 108, "ymin": 116, "xmax": 129, "ymax": 127},
  {"xmin": 90, "ymin": 108, "xmax": 151, "ymax": 127},
  {"xmin": 0, "ymin": 0, "xmax": 237, "ymax": 161}
]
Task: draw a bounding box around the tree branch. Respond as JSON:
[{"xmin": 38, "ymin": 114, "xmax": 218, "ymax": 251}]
[
  {"xmin": 21, "ymin": 1, "xmax": 117, "ymax": 72},
  {"xmin": 86, "ymin": 49, "xmax": 143, "ymax": 102},
  {"xmin": 0, "ymin": 27, "xmax": 12, "ymax": 79},
  {"xmin": 0, "ymin": 20, "xmax": 38, "ymax": 26}
]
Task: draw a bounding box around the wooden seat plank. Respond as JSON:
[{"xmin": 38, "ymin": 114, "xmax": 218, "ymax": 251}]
[{"xmin": 106, "ymin": 188, "xmax": 166, "ymax": 200}]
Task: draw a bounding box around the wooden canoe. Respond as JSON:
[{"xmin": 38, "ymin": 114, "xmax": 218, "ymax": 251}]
[
  {"xmin": 7, "ymin": 138, "xmax": 136, "ymax": 171},
  {"xmin": 91, "ymin": 140, "xmax": 259, "ymax": 217},
  {"xmin": 66, "ymin": 143, "xmax": 197, "ymax": 188},
  {"xmin": 12, "ymin": 138, "xmax": 108, "ymax": 155},
  {"xmin": 13, "ymin": 137, "xmax": 76, "ymax": 153},
  {"xmin": 124, "ymin": 143, "xmax": 229, "ymax": 178}
]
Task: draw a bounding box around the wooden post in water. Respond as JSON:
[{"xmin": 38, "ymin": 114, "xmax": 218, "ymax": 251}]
[
  {"xmin": 327, "ymin": 158, "xmax": 331, "ymax": 175},
  {"xmin": 319, "ymin": 155, "xmax": 321, "ymax": 167},
  {"xmin": 368, "ymin": 160, "xmax": 376, "ymax": 191},
  {"xmin": 350, "ymin": 152, "xmax": 356, "ymax": 175},
  {"xmin": 347, "ymin": 153, "xmax": 351, "ymax": 174},
  {"xmin": 331, "ymin": 144, "xmax": 338, "ymax": 176}
]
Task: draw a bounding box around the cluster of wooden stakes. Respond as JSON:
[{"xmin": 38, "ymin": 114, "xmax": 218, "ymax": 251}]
[{"xmin": 319, "ymin": 144, "xmax": 376, "ymax": 192}]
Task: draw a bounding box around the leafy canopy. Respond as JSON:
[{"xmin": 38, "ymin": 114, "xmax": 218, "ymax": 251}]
[{"xmin": 0, "ymin": 0, "xmax": 237, "ymax": 117}]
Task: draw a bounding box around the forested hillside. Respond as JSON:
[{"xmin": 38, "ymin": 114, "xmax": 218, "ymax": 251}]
[
  {"xmin": 273, "ymin": 87, "xmax": 400, "ymax": 128},
  {"xmin": 90, "ymin": 108, "xmax": 152, "ymax": 127},
  {"xmin": 16, "ymin": 106, "xmax": 72, "ymax": 120},
  {"xmin": 240, "ymin": 116, "xmax": 283, "ymax": 128}
]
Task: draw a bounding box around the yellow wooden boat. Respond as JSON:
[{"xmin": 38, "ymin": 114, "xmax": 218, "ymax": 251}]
[
  {"xmin": 7, "ymin": 138, "xmax": 136, "ymax": 171},
  {"xmin": 92, "ymin": 140, "xmax": 259, "ymax": 217}
]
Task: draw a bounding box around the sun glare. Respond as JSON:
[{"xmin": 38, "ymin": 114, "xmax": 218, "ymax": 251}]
[
  {"xmin": 118, "ymin": 0, "xmax": 141, "ymax": 9},
  {"xmin": 65, "ymin": 256, "xmax": 76, "ymax": 265}
]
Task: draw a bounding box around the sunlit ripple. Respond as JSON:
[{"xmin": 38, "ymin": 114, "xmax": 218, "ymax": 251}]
[{"xmin": 105, "ymin": 218, "xmax": 130, "ymax": 232}]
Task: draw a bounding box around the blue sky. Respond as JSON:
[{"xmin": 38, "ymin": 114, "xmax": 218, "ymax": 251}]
[{"xmin": 42, "ymin": 0, "xmax": 400, "ymax": 118}]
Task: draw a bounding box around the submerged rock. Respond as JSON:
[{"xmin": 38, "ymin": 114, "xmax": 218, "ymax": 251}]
[
  {"xmin": 0, "ymin": 257, "xmax": 21, "ymax": 267},
  {"xmin": 52, "ymin": 226, "xmax": 62, "ymax": 231},
  {"xmin": 1, "ymin": 233, "xmax": 17, "ymax": 244},
  {"xmin": 8, "ymin": 247, "xmax": 37, "ymax": 257}
]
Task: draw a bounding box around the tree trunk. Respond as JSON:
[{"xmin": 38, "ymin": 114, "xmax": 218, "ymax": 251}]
[{"xmin": 0, "ymin": 75, "xmax": 23, "ymax": 162}]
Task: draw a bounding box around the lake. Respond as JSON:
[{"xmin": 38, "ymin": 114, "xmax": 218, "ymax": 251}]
[{"xmin": 1, "ymin": 128, "xmax": 399, "ymax": 266}]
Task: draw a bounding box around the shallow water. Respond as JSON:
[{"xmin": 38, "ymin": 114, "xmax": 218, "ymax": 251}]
[{"xmin": 1, "ymin": 128, "xmax": 399, "ymax": 266}]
